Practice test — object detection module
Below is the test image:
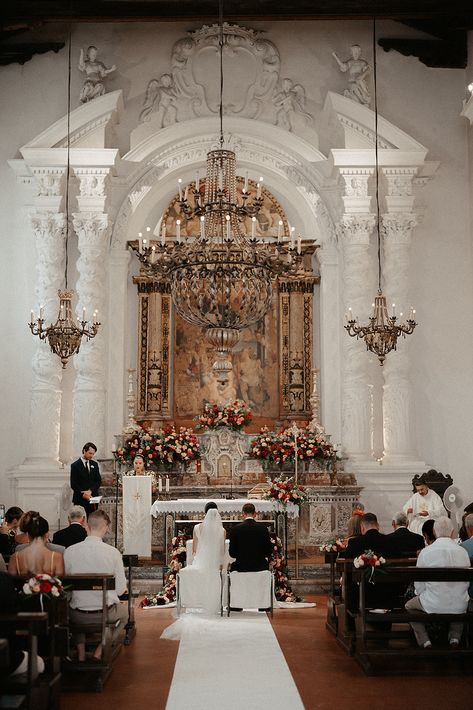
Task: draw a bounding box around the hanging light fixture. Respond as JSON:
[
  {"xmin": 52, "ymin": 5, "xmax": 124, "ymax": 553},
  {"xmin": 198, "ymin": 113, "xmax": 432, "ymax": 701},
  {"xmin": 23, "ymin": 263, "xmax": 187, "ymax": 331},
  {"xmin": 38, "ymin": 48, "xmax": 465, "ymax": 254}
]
[
  {"xmin": 29, "ymin": 30, "xmax": 100, "ymax": 368},
  {"xmin": 344, "ymin": 18, "xmax": 417, "ymax": 365},
  {"xmin": 130, "ymin": 0, "xmax": 302, "ymax": 383}
]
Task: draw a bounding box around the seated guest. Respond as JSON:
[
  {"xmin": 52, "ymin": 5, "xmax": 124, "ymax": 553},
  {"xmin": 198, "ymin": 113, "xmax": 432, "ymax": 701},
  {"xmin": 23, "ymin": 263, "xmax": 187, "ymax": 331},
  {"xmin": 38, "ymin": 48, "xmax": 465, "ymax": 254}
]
[
  {"xmin": 64, "ymin": 510, "xmax": 127, "ymax": 662},
  {"xmin": 52, "ymin": 505, "xmax": 88, "ymax": 548},
  {"xmin": 405, "ymin": 517, "xmax": 470, "ymax": 648},
  {"xmin": 0, "ymin": 507, "xmax": 24, "ymax": 557},
  {"xmin": 422, "ymin": 519, "xmax": 436, "ymax": 546},
  {"xmin": 8, "ymin": 512, "xmax": 64, "ymax": 577},
  {"xmin": 387, "ymin": 511, "xmax": 424, "ymax": 556},
  {"xmin": 0, "ymin": 554, "xmax": 6, "ymax": 572},
  {"xmin": 229, "ymin": 503, "xmax": 273, "ymax": 572},
  {"xmin": 340, "ymin": 513, "xmax": 393, "ymax": 559},
  {"xmin": 458, "ymin": 503, "xmax": 473, "ymax": 542},
  {"xmin": 14, "ymin": 510, "xmax": 65, "ymax": 555},
  {"xmin": 340, "ymin": 515, "xmax": 362, "ymax": 547},
  {"xmin": 460, "ymin": 513, "xmax": 473, "ymax": 600},
  {"xmin": 352, "ymin": 502, "xmax": 365, "ymax": 517}
]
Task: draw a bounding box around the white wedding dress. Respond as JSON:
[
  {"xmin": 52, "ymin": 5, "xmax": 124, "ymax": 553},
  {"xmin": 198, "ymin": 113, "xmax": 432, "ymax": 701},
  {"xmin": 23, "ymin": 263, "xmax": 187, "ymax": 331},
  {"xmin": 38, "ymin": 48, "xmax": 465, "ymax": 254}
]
[{"xmin": 161, "ymin": 509, "xmax": 226, "ymax": 640}]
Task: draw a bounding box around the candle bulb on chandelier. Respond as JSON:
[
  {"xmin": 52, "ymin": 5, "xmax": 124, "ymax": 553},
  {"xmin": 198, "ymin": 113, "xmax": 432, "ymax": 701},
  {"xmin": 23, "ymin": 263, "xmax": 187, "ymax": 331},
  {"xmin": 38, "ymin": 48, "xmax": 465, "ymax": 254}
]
[
  {"xmin": 178, "ymin": 178, "xmax": 183, "ymax": 200},
  {"xmin": 257, "ymin": 177, "xmax": 263, "ymax": 199},
  {"xmin": 251, "ymin": 216, "xmax": 256, "ymax": 238},
  {"xmin": 277, "ymin": 220, "xmax": 283, "ymax": 242},
  {"xmin": 392, "ymin": 303, "xmax": 396, "ymax": 316},
  {"xmin": 39, "ymin": 305, "xmax": 44, "ymax": 320},
  {"xmin": 60, "ymin": 304, "xmax": 64, "ymax": 319},
  {"xmin": 200, "ymin": 215, "xmax": 205, "ymax": 239},
  {"xmin": 93, "ymin": 310, "xmax": 98, "ymax": 324},
  {"xmin": 30, "ymin": 310, "xmax": 34, "ymax": 324},
  {"xmin": 297, "ymin": 236, "xmax": 302, "ymax": 255},
  {"xmin": 195, "ymin": 173, "xmax": 200, "ymax": 194},
  {"xmin": 146, "ymin": 226, "xmax": 151, "ymax": 233},
  {"xmin": 290, "ymin": 226, "xmax": 295, "ymax": 249},
  {"xmin": 82, "ymin": 307, "xmax": 86, "ymax": 321},
  {"xmin": 143, "ymin": 239, "xmax": 147, "ymax": 252},
  {"xmin": 161, "ymin": 222, "xmax": 166, "ymax": 245},
  {"xmin": 176, "ymin": 219, "xmax": 181, "ymax": 242},
  {"xmin": 226, "ymin": 214, "xmax": 231, "ymax": 239},
  {"xmin": 138, "ymin": 232, "xmax": 142, "ymax": 253},
  {"xmin": 184, "ymin": 185, "xmax": 189, "ymax": 201},
  {"xmin": 150, "ymin": 245, "xmax": 156, "ymax": 264},
  {"xmin": 243, "ymin": 172, "xmax": 249, "ymax": 193}
]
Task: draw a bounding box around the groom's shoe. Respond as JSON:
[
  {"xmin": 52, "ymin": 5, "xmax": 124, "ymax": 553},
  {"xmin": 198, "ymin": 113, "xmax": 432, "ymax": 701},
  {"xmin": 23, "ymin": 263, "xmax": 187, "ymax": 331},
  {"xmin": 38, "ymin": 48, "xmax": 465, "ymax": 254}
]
[
  {"xmin": 229, "ymin": 607, "xmax": 243, "ymax": 612},
  {"xmin": 258, "ymin": 608, "xmax": 271, "ymax": 612}
]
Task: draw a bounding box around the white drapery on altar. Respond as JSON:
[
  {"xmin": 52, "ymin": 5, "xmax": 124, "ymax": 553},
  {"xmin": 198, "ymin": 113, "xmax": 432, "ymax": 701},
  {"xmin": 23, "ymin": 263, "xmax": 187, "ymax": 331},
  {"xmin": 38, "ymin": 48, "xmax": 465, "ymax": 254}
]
[
  {"xmin": 123, "ymin": 475, "xmax": 152, "ymax": 557},
  {"xmin": 150, "ymin": 498, "xmax": 299, "ymax": 518}
]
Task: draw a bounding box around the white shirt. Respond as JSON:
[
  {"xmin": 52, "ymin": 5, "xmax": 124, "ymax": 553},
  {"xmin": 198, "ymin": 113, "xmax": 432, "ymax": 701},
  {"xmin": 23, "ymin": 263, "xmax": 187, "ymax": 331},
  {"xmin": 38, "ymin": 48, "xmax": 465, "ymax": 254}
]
[
  {"xmin": 403, "ymin": 489, "xmax": 446, "ymax": 534},
  {"xmin": 414, "ymin": 537, "xmax": 470, "ymax": 614},
  {"xmin": 64, "ymin": 535, "xmax": 127, "ymax": 610}
]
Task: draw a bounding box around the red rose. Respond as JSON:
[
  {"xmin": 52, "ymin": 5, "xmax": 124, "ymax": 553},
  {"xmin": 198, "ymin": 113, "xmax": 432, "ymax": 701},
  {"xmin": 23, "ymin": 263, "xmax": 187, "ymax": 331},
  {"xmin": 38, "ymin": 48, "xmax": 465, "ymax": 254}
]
[{"xmin": 40, "ymin": 581, "xmax": 52, "ymax": 593}]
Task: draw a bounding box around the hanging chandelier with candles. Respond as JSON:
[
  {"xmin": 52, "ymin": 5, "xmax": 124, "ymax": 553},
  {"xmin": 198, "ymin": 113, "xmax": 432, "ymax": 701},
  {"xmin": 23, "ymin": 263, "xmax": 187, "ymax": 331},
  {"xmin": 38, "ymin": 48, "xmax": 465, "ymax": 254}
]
[
  {"xmin": 344, "ymin": 19, "xmax": 417, "ymax": 365},
  {"xmin": 29, "ymin": 33, "xmax": 100, "ymax": 368},
  {"xmin": 130, "ymin": 3, "xmax": 302, "ymax": 383}
]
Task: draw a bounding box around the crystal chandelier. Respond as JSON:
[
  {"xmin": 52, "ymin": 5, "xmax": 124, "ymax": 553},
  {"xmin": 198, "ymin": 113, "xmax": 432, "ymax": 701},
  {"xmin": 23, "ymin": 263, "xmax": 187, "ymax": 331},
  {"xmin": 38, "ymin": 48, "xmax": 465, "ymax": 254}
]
[
  {"xmin": 29, "ymin": 34, "xmax": 100, "ymax": 367},
  {"xmin": 344, "ymin": 19, "xmax": 417, "ymax": 365},
  {"xmin": 131, "ymin": 4, "xmax": 302, "ymax": 382}
]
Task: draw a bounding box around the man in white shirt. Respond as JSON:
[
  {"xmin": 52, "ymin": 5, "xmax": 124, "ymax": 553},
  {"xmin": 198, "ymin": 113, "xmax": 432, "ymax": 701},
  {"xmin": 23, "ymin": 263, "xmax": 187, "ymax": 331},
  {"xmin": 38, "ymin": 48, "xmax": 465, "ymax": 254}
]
[
  {"xmin": 403, "ymin": 481, "xmax": 446, "ymax": 535},
  {"xmin": 64, "ymin": 509, "xmax": 127, "ymax": 662},
  {"xmin": 405, "ymin": 517, "xmax": 470, "ymax": 648}
]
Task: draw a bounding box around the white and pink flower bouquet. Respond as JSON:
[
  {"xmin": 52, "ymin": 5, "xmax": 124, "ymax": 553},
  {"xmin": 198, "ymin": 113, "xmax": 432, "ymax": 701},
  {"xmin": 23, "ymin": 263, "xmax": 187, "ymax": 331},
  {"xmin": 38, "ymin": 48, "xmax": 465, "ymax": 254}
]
[
  {"xmin": 353, "ymin": 549, "xmax": 387, "ymax": 584},
  {"xmin": 197, "ymin": 400, "xmax": 252, "ymax": 431},
  {"xmin": 264, "ymin": 475, "xmax": 308, "ymax": 509},
  {"xmin": 22, "ymin": 573, "xmax": 67, "ymax": 604}
]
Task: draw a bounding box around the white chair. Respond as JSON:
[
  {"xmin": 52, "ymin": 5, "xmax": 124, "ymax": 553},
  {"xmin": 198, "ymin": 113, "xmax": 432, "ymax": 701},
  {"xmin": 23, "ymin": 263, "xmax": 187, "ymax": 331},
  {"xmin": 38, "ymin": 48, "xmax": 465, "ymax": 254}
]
[
  {"xmin": 185, "ymin": 539, "xmax": 194, "ymax": 566},
  {"xmin": 176, "ymin": 568, "xmax": 224, "ymax": 616},
  {"xmin": 226, "ymin": 570, "xmax": 274, "ymax": 617}
]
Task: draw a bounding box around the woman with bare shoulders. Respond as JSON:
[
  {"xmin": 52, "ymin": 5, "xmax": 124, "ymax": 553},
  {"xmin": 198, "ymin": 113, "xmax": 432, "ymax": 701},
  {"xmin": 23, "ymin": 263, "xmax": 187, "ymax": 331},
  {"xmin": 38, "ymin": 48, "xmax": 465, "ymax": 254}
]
[{"xmin": 8, "ymin": 512, "xmax": 64, "ymax": 577}]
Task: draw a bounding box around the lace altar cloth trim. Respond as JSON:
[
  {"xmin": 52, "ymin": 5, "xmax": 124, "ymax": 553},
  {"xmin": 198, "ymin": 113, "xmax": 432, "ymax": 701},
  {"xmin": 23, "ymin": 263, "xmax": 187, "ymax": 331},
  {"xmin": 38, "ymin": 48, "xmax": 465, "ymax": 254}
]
[{"xmin": 150, "ymin": 498, "xmax": 299, "ymax": 518}]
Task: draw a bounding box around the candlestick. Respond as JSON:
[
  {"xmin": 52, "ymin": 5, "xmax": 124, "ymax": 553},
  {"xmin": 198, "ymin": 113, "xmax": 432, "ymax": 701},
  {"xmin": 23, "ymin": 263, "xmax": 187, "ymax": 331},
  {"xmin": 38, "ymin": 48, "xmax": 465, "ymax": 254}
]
[
  {"xmin": 158, "ymin": 476, "xmax": 163, "ymax": 493},
  {"xmin": 297, "ymin": 236, "xmax": 302, "ymax": 255},
  {"xmin": 165, "ymin": 475, "xmax": 170, "ymax": 493},
  {"xmin": 251, "ymin": 216, "xmax": 256, "ymax": 238},
  {"xmin": 226, "ymin": 214, "xmax": 231, "ymax": 239},
  {"xmin": 195, "ymin": 173, "xmax": 200, "ymax": 194},
  {"xmin": 178, "ymin": 178, "xmax": 183, "ymax": 200},
  {"xmin": 30, "ymin": 310, "xmax": 34, "ymax": 324},
  {"xmin": 176, "ymin": 219, "xmax": 181, "ymax": 242},
  {"xmin": 290, "ymin": 227, "xmax": 295, "ymax": 249},
  {"xmin": 82, "ymin": 307, "xmax": 86, "ymax": 321},
  {"xmin": 243, "ymin": 172, "xmax": 248, "ymax": 193},
  {"xmin": 39, "ymin": 305, "xmax": 44, "ymax": 319},
  {"xmin": 277, "ymin": 220, "xmax": 283, "ymax": 241},
  {"xmin": 257, "ymin": 177, "xmax": 263, "ymax": 199},
  {"xmin": 200, "ymin": 215, "xmax": 205, "ymax": 239},
  {"xmin": 150, "ymin": 245, "xmax": 156, "ymax": 264}
]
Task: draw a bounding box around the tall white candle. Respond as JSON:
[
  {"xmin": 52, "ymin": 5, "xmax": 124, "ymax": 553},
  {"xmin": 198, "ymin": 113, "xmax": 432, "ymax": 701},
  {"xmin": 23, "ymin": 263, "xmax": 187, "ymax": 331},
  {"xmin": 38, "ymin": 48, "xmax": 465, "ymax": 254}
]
[
  {"xmin": 158, "ymin": 476, "xmax": 163, "ymax": 493},
  {"xmin": 82, "ymin": 307, "xmax": 86, "ymax": 321},
  {"xmin": 200, "ymin": 215, "xmax": 205, "ymax": 239},
  {"xmin": 290, "ymin": 227, "xmax": 295, "ymax": 249},
  {"xmin": 195, "ymin": 173, "xmax": 200, "ymax": 194},
  {"xmin": 257, "ymin": 177, "xmax": 263, "ymax": 199},
  {"xmin": 277, "ymin": 220, "xmax": 283, "ymax": 241},
  {"xmin": 226, "ymin": 214, "xmax": 231, "ymax": 239},
  {"xmin": 178, "ymin": 178, "xmax": 183, "ymax": 200},
  {"xmin": 39, "ymin": 305, "xmax": 44, "ymax": 319},
  {"xmin": 251, "ymin": 216, "xmax": 256, "ymax": 238},
  {"xmin": 244, "ymin": 172, "xmax": 249, "ymax": 193},
  {"xmin": 30, "ymin": 310, "xmax": 34, "ymax": 324},
  {"xmin": 176, "ymin": 219, "xmax": 181, "ymax": 242},
  {"xmin": 151, "ymin": 245, "xmax": 156, "ymax": 264},
  {"xmin": 165, "ymin": 475, "xmax": 170, "ymax": 493},
  {"xmin": 184, "ymin": 185, "xmax": 189, "ymax": 201},
  {"xmin": 138, "ymin": 233, "xmax": 142, "ymax": 253},
  {"xmin": 297, "ymin": 236, "xmax": 302, "ymax": 255}
]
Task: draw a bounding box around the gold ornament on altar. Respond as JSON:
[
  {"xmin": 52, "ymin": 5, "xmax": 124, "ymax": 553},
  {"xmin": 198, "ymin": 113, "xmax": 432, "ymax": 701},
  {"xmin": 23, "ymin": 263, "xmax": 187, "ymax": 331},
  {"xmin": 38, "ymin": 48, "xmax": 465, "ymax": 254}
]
[{"xmin": 129, "ymin": 3, "xmax": 304, "ymax": 384}]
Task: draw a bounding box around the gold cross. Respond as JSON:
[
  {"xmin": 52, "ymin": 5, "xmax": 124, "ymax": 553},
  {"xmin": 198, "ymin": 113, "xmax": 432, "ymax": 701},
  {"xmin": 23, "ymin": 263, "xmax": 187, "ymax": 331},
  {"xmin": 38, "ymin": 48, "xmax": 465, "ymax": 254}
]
[{"xmin": 132, "ymin": 490, "xmax": 142, "ymax": 501}]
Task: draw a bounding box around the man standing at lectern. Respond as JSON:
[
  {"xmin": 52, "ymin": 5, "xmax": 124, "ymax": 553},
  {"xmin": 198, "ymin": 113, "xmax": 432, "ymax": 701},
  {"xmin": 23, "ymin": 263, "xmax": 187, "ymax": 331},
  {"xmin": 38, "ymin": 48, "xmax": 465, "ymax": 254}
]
[{"xmin": 71, "ymin": 443, "xmax": 101, "ymax": 517}]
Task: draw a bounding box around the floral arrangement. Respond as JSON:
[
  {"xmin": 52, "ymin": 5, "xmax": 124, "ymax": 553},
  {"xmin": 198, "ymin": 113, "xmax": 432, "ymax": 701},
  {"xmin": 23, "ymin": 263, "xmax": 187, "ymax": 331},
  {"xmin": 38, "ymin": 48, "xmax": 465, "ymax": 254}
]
[
  {"xmin": 264, "ymin": 475, "xmax": 308, "ymax": 509},
  {"xmin": 319, "ymin": 538, "xmax": 346, "ymax": 553},
  {"xmin": 197, "ymin": 400, "xmax": 252, "ymax": 431},
  {"xmin": 139, "ymin": 530, "xmax": 302, "ymax": 607},
  {"xmin": 353, "ymin": 549, "xmax": 387, "ymax": 584},
  {"xmin": 250, "ymin": 426, "xmax": 338, "ymax": 466},
  {"xmin": 21, "ymin": 574, "xmax": 67, "ymax": 606},
  {"xmin": 140, "ymin": 532, "xmax": 188, "ymax": 607},
  {"xmin": 115, "ymin": 424, "xmax": 200, "ymax": 469}
]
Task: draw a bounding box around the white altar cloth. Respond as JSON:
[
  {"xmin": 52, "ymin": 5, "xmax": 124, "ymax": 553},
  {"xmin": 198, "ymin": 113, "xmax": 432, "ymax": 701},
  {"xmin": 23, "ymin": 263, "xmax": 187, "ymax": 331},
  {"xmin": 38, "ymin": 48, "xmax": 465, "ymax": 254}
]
[{"xmin": 150, "ymin": 498, "xmax": 299, "ymax": 518}]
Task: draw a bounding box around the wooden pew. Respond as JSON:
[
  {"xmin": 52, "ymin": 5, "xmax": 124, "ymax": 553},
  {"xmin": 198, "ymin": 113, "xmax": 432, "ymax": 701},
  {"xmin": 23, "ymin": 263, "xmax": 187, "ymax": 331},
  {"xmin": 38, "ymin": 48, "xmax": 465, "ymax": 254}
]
[
  {"xmin": 0, "ymin": 612, "xmax": 53, "ymax": 710},
  {"xmin": 353, "ymin": 566, "xmax": 473, "ymax": 675},
  {"xmin": 331, "ymin": 557, "xmax": 417, "ymax": 654}
]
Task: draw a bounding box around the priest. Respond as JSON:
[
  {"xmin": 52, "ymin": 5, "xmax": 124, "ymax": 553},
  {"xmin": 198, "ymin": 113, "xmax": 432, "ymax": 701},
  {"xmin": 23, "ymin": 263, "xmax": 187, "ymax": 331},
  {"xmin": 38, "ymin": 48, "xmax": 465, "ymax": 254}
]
[{"xmin": 403, "ymin": 481, "xmax": 447, "ymax": 535}]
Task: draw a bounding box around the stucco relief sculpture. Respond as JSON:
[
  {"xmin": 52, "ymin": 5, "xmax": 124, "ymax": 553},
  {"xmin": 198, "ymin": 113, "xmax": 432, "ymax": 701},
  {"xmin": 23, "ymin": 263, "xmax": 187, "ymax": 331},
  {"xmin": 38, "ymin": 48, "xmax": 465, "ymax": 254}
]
[
  {"xmin": 273, "ymin": 78, "xmax": 311, "ymax": 132},
  {"xmin": 139, "ymin": 74, "xmax": 178, "ymax": 126},
  {"xmin": 138, "ymin": 23, "xmax": 312, "ymax": 133},
  {"xmin": 332, "ymin": 44, "xmax": 371, "ymax": 106},
  {"xmin": 78, "ymin": 46, "xmax": 116, "ymax": 104}
]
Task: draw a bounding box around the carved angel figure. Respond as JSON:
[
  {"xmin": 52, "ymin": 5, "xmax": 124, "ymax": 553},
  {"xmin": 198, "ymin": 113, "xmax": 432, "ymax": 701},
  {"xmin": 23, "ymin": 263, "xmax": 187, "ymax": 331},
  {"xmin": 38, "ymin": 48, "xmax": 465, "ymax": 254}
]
[
  {"xmin": 78, "ymin": 46, "xmax": 116, "ymax": 104},
  {"xmin": 139, "ymin": 74, "xmax": 178, "ymax": 126},
  {"xmin": 273, "ymin": 78, "xmax": 311, "ymax": 132},
  {"xmin": 332, "ymin": 44, "xmax": 371, "ymax": 106}
]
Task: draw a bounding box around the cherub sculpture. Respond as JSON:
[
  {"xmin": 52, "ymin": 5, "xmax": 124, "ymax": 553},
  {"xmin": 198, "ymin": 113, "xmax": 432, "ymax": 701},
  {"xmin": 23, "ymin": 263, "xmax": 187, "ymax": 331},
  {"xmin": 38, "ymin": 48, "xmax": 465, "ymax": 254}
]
[
  {"xmin": 78, "ymin": 46, "xmax": 116, "ymax": 104},
  {"xmin": 273, "ymin": 78, "xmax": 311, "ymax": 132},
  {"xmin": 139, "ymin": 74, "xmax": 178, "ymax": 126},
  {"xmin": 332, "ymin": 44, "xmax": 371, "ymax": 106}
]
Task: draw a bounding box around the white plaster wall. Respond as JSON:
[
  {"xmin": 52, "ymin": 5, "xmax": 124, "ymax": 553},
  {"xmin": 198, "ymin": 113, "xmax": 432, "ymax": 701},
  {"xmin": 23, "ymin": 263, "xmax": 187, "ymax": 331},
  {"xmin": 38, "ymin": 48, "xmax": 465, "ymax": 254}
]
[{"xmin": 0, "ymin": 19, "xmax": 473, "ymax": 509}]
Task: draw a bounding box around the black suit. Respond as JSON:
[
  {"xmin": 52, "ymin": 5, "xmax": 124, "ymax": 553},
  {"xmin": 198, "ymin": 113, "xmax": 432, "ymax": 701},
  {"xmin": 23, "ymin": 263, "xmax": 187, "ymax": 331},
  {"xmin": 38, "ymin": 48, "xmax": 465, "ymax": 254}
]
[
  {"xmin": 341, "ymin": 528, "xmax": 394, "ymax": 560},
  {"xmin": 386, "ymin": 527, "xmax": 424, "ymax": 557},
  {"xmin": 70, "ymin": 458, "xmax": 101, "ymax": 516},
  {"xmin": 228, "ymin": 519, "xmax": 273, "ymax": 572},
  {"xmin": 52, "ymin": 523, "xmax": 87, "ymax": 548}
]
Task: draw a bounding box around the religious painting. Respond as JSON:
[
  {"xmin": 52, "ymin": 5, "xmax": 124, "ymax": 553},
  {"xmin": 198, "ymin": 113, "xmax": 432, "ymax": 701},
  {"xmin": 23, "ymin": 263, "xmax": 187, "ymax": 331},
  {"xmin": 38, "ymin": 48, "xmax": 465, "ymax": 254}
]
[{"xmin": 173, "ymin": 293, "xmax": 279, "ymax": 421}]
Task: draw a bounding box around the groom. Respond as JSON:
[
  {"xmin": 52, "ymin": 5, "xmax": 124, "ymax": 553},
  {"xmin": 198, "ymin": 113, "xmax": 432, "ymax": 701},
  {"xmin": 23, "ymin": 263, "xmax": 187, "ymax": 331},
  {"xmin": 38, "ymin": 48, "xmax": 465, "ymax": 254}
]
[{"xmin": 229, "ymin": 502, "xmax": 273, "ymax": 572}]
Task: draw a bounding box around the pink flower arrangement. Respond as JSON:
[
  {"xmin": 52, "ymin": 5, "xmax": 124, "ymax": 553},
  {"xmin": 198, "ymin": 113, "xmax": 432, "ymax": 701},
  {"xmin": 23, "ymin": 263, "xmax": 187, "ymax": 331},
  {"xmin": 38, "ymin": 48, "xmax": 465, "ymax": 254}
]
[
  {"xmin": 115, "ymin": 424, "xmax": 200, "ymax": 469},
  {"xmin": 22, "ymin": 573, "xmax": 66, "ymax": 600},
  {"xmin": 264, "ymin": 475, "xmax": 308, "ymax": 508},
  {"xmin": 353, "ymin": 550, "xmax": 387, "ymax": 584},
  {"xmin": 250, "ymin": 426, "xmax": 338, "ymax": 466},
  {"xmin": 197, "ymin": 400, "xmax": 252, "ymax": 431}
]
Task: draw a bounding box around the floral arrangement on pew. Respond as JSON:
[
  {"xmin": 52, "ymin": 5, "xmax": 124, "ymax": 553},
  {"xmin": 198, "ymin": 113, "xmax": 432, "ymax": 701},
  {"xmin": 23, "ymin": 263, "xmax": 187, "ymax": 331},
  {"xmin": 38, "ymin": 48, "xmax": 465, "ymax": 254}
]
[
  {"xmin": 249, "ymin": 426, "xmax": 338, "ymax": 467},
  {"xmin": 115, "ymin": 424, "xmax": 200, "ymax": 469},
  {"xmin": 353, "ymin": 550, "xmax": 387, "ymax": 584},
  {"xmin": 264, "ymin": 475, "xmax": 308, "ymax": 509},
  {"xmin": 21, "ymin": 574, "xmax": 68, "ymax": 611},
  {"xmin": 197, "ymin": 400, "xmax": 252, "ymax": 431},
  {"xmin": 319, "ymin": 538, "xmax": 347, "ymax": 553},
  {"xmin": 139, "ymin": 531, "xmax": 302, "ymax": 607}
]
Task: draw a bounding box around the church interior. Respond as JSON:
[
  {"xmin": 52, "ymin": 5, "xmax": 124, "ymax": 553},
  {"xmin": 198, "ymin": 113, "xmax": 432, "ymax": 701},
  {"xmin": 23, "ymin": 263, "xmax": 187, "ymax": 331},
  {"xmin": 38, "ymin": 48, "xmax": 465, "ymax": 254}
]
[{"xmin": 1, "ymin": 0, "xmax": 473, "ymax": 707}]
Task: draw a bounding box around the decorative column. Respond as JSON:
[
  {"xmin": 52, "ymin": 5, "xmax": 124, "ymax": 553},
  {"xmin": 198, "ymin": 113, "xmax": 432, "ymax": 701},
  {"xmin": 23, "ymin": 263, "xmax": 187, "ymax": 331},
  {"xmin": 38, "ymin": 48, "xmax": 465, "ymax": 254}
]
[
  {"xmin": 23, "ymin": 165, "xmax": 68, "ymax": 465},
  {"xmin": 338, "ymin": 168, "xmax": 376, "ymax": 459},
  {"xmin": 381, "ymin": 168, "xmax": 418, "ymax": 459},
  {"xmin": 72, "ymin": 168, "xmax": 112, "ymax": 455}
]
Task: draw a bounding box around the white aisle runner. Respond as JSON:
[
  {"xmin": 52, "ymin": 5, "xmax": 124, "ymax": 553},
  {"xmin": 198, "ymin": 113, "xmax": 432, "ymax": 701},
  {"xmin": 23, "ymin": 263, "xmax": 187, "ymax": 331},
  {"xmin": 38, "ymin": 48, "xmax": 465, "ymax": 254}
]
[{"xmin": 164, "ymin": 612, "xmax": 305, "ymax": 710}]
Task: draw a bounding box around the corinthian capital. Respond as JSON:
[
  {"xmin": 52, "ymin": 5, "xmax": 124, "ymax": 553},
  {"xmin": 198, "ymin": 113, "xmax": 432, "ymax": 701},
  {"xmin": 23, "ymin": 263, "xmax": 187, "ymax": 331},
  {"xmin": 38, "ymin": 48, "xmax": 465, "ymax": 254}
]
[
  {"xmin": 381, "ymin": 213, "xmax": 418, "ymax": 245},
  {"xmin": 73, "ymin": 212, "xmax": 110, "ymax": 245},
  {"xmin": 338, "ymin": 214, "xmax": 376, "ymax": 245}
]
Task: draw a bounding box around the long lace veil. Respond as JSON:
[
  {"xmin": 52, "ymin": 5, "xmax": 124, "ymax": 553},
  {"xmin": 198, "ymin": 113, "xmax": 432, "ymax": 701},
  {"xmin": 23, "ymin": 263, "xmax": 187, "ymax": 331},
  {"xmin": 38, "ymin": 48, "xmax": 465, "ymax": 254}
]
[{"xmin": 192, "ymin": 508, "xmax": 225, "ymax": 571}]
